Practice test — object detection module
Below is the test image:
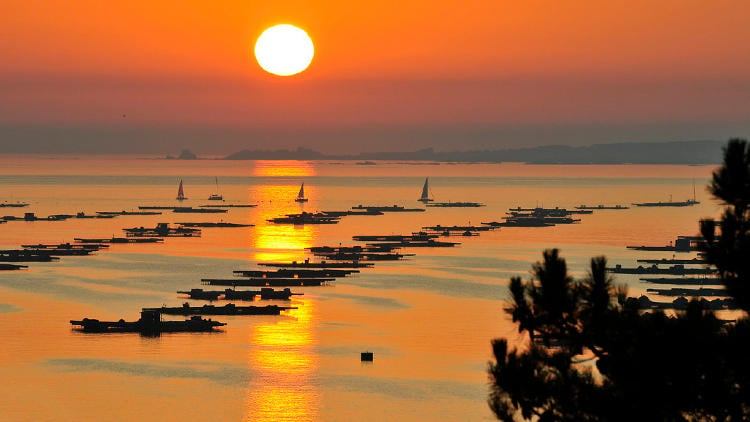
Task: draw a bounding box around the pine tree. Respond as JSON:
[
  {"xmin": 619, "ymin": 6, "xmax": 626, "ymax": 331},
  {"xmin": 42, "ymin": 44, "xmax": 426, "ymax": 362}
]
[{"xmin": 488, "ymin": 139, "xmax": 750, "ymax": 420}]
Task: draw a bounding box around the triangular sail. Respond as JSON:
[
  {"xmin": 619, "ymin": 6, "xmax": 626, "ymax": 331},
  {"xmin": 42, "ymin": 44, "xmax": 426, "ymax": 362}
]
[
  {"xmin": 177, "ymin": 180, "xmax": 186, "ymax": 200},
  {"xmin": 294, "ymin": 182, "xmax": 308, "ymax": 202},
  {"xmin": 419, "ymin": 178, "xmax": 432, "ymax": 202}
]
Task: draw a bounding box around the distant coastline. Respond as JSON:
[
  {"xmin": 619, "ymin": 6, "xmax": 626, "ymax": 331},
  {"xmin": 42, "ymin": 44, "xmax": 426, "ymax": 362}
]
[
  {"xmin": 0, "ymin": 140, "xmax": 725, "ymax": 165},
  {"xmin": 220, "ymin": 140, "xmax": 723, "ymax": 165}
]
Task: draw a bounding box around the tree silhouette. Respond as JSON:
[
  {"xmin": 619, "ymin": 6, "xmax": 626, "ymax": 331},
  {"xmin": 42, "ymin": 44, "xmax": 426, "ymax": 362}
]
[
  {"xmin": 702, "ymin": 138, "xmax": 750, "ymax": 312},
  {"xmin": 489, "ymin": 139, "xmax": 750, "ymax": 420}
]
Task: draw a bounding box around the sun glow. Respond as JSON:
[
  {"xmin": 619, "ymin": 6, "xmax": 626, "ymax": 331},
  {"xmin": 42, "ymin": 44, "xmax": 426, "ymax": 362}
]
[{"xmin": 254, "ymin": 24, "xmax": 314, "ymax": 76}]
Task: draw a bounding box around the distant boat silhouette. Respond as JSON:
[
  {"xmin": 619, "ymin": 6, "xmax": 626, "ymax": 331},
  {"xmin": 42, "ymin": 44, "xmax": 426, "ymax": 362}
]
[
  {"xmin": 633, "ymin": 183, "xmax": 699, "ymax": 207},
  {"xmin": 176, "ymin": 179, "xmax": 187, "ymax": 201},
  {"xmin": 295, "ymin": 183, "xmax": 308, "ymax": 202},
  {"xmin": 418, "ymin": 178, "xmax": 433, "ymax": 203},
  {"xmin": 208, "ymin": 176, "xmax": 223, "ymax": 201}
]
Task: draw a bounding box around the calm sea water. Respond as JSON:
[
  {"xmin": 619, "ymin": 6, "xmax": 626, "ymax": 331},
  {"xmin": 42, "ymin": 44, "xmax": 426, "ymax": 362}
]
[{"xmin": 0, "ymin": 156, "xmax": 718, "ymax": 421}]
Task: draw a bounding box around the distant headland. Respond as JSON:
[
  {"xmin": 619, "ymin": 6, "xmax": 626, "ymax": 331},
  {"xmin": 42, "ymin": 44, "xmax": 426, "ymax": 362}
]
[
  {"xmin": 165, "ymin": 149, "xmax": 198, "ymax": 160},
  {"xmin": 222, "ymin": 140, "xmax": 723, "ymax": 164}
]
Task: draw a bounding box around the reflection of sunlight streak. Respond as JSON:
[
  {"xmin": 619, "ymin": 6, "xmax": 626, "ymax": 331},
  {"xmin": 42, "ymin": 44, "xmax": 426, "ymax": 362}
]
[
  {"xmin": 252, "ymin": 184, "xmax": 317, "ymax": 262},
  {"xmin": 252, "ymin": 160, "xmax": 315, "ymax": 177},
  {"xmin": 245, "ymin": 164, "xmax": 320, "ymax": 420},
  {"xmin": 245, "ymin": 300, "xmax": 318, "ymax": 421}
]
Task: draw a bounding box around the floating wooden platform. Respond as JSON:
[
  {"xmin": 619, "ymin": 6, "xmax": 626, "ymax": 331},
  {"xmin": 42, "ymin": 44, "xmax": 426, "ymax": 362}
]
[{"xmin": 201, "ymin": 277, "xmax": 333, "ymax": 287}]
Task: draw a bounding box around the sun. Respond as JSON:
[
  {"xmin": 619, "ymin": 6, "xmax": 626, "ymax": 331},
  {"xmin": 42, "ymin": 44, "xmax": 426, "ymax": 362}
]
[{"xmin": 254, "ymin": 24, "xmax": 314, "ymax": 77}]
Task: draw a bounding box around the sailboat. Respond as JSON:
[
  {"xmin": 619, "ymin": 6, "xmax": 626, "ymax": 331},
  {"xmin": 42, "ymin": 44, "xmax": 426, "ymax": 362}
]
[
  {"xmin": 176, "ymin": 179, "xmax": 187, "ymax": 201},
  {"xmin": 295, "ymin": 182, "xmax": 308, "ymax": 203},
  {"xmin": 633, "ymin": 181, "xmax": 700, "ymax": 207},
  {"xmin": 208, "ymin": 177, "xmax": 223, "ymax": 201},
  {"xmin": 418, "ymin": 178, "xmax": 433, "ymax": 203}
]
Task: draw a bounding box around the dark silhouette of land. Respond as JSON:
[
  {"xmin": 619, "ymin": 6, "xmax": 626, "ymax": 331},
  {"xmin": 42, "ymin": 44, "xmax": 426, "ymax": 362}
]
[
  {"xmin": 224, "ymin": 140, "xmax": 723, "ymax": 164},
  {"xmin": 165, "ymin": 149, "xmax": 198, "ymax": 159}
]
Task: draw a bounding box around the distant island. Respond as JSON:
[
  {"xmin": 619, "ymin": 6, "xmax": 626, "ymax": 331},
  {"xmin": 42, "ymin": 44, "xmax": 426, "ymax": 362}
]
[
  {"xmin": 166, "ymin": 149, "xmax": 198, "ymax": 160},
  {"xmin": 223, "ymin": 140, "xmax": 723, "ymax": 164}
]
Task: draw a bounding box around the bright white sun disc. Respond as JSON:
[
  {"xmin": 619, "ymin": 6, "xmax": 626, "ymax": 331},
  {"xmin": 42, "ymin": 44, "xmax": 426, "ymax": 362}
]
[{"xmin": 254, "ymin": 24, "xmax": 314, "ymax": 76}]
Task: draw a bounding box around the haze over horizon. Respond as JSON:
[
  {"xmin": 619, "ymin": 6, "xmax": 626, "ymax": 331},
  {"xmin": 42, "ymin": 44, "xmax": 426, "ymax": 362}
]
[{"xmin": 2, "ymin": 1, "xmax": 749, "ymax": 154}]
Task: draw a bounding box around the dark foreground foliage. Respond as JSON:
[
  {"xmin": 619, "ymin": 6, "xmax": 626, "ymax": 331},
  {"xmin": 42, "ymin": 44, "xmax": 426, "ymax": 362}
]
[{"xmin": 489, "ymin": 139, "xmax": 750, "ymax": 421}]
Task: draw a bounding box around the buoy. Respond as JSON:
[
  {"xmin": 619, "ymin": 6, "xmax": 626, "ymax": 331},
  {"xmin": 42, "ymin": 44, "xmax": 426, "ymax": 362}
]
[{"xmin": 361, "ymin": 351, "xmax": 374, "ymax": 362}]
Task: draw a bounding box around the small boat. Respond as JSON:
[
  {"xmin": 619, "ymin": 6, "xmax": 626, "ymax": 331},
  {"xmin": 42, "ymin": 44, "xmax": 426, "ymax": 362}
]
[
  {"xmin": 208, "ymin": 177, "xmax": 223, "ymax": 201},
  {"xmin": 632, "ymin": 198, "xmax": 699, "ymax": 207},
  {"xmin": 0, "ymin": 202, "xmax": 29, "ymax": 208},
  {"xmin": 295, "ymin": 183, "xmax": 308, "ymax": 203},
  {"xmin": 47, "ymin": 214, "xmax": 75, "ymax": 221},
  {"xmin": 418, "ymin": 178, "xmax": 433, "ymax": 203},
  {"xmin": 176, "ymin": 179, "xmax": 187, "ymax": 201},
  {"xmin": 633, "ymin": 186, "xmax": 700, "ymax": 207},
  {"xmin": 0, "ymin": 263, "xmax": 28, "ymax": 270}
]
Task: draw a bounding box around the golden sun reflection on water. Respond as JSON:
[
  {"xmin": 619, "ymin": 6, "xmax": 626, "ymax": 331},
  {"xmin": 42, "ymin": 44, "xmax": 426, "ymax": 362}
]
[
  {"xmin": 252, "ymin": 160, "xmax": 315, "ymax": 177},
  {"xmin": 252, "ymin": 184, "xmax": 317, "ymax": 262},
  {"xmin": 245, "ymin": 300, "xmax": 318, "ymax": 421}
]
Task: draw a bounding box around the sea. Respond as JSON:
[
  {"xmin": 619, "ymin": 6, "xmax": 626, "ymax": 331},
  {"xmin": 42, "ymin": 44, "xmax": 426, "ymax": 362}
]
[{"xmin": 0, "ymin": 156, "xmax": 719, "ymax": 421}]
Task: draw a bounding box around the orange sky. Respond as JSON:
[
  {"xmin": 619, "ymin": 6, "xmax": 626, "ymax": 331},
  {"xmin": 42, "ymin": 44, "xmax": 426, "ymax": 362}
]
[{"xmin": 1, "ymin": 0, "xmax": 749, "ymax": 153}]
